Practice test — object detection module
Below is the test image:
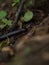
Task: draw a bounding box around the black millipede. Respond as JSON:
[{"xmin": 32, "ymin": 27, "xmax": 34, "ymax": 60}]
[{"xmin": 0, "ymin": 29, "xmax": 26, "ymax": 41}]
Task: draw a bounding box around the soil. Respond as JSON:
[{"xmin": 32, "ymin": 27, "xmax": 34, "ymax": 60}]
[{"xmin": 0, "ymin": 0, "xmax": 49, "ymax": 65}]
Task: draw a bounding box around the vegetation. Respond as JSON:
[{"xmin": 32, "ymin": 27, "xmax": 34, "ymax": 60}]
[{"xmin": 0, "ymin": 0, "xmax": 49, "ymax": 65}]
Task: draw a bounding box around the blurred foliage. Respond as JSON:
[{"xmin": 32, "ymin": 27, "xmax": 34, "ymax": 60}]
[
  {"xmin": 12, "ymin": 0, "xmax": 20, "ymax": 6},
  {"xmin": 0, "ymin": 38, "xmax": 10, "ymax": 51},
  {"xmin": 23, "ymin": 47, "xmax": 31, "ymax": 56},
  {"xmin": 0, "ymin": 10, "xmax": 12, "ymax": 29},
  {"xmin": 23, "ymin": 10, "xmax": 33, "ymax": 22}
]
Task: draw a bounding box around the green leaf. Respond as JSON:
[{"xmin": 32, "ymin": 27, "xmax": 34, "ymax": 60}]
[
  {"xmin": 13, "ymin": 0, "xmax": 20, "ymax": 3},
  {"xmin": 12, "ymin": 2, "xmax": 16, "ymax": 6},
  {"xmin": 0, "ymin": 24, "xmax": 6, "ymax": 29},
  {"xmin": 23, "ymin": 10, "xmax": 33, "ymax": 22},
  {"xmin": 0, "ymin": 42, "xmax": 3, "ymax": 51},
  {"xmin": 28, "ymin": 0, "xmax": 33, "ymax": 5},
  {"xmin": 25, "ymin": 0, "xmax": 35, "ymax": 7},
  {"xmin": 12, "ymin": 0, "xmax": 20, "ymax": 6},
  {"xmin": 0, "ymin": 10, "xmax": 7, "ymax": 19},
  {"xmin": 2, "ymin": 19, "xmax": 12, "ymax": 26},
  {"xmin": 0, "ymin": 42, "xmax": 3, "ymax": 48}
]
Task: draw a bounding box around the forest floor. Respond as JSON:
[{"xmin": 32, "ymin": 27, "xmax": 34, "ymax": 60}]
[{"xmin": 0, "ymin": 0, "xmax": 49, "ymax": 65}]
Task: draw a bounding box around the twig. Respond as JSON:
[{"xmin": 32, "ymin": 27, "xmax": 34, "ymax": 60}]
[
  {"xmin": 40, "ymin": 15, "xmax": 49, "ymax": 25},
  {"xmin": 11, "ymin": 0, "xmax": 25, "ymax": 30}
]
